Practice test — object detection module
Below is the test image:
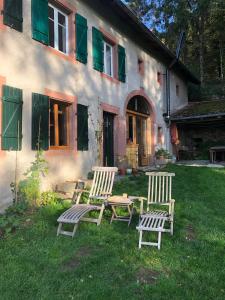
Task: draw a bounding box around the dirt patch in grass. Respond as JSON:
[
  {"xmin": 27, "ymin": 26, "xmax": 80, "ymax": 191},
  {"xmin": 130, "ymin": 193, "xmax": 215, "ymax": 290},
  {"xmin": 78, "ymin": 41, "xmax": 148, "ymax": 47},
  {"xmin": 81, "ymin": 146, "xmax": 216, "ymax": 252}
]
[
  {"xmin": 61, "ymin": 246, "xmax": 93, "ymax": 272},
  {"xmin": 185, "ymin": 224, "xmax": 196, "ymax": 241},
  {"xmin": 136, "ymin": 267, "xmax": 161, "ymax": 285}
]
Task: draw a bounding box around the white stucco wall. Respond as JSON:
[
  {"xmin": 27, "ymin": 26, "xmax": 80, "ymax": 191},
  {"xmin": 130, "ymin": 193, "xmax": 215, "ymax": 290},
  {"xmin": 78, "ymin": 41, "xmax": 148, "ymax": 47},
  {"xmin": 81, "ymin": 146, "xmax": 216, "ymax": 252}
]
[{"xmin": 0, "ymin": 0, "xmax": 188, "ymax": 209}]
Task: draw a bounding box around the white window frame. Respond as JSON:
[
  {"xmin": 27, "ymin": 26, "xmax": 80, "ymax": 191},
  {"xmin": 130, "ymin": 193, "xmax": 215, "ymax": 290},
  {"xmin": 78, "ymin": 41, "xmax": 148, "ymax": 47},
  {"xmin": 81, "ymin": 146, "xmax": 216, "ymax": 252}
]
[
  {"xmin": 48, "ymin": 4, "xmax": 69, "ymax": 55},
  {"xmin": 103, "ymin": 41, "xmax": 114, "ymax": 77}
]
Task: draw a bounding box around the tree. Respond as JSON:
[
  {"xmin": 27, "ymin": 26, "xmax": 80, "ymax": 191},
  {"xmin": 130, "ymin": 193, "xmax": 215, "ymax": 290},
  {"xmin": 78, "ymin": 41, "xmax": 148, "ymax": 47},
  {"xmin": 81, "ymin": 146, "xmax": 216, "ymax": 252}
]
[{"xmin": 125, "ymin": 0, "xmax": 225, "ymax": 85}]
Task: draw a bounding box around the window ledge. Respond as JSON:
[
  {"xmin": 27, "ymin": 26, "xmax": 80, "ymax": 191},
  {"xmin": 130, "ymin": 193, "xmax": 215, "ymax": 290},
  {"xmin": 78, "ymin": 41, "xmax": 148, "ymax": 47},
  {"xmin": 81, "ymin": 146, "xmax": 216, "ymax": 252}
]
[
  {"xmin": 43, "ymin": 45, "xmax": 77, "ymax": 64},
  {"xmin": 100, "ymin": 72, "xmax": 120, "ymax": 84}
]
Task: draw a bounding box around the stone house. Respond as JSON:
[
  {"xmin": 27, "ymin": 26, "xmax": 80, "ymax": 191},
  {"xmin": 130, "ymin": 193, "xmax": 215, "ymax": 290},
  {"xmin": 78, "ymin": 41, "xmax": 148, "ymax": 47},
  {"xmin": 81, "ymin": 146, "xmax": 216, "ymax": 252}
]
[{"xmin": 0, "ymin": 0, "xmax": 198, "ymax": 210}]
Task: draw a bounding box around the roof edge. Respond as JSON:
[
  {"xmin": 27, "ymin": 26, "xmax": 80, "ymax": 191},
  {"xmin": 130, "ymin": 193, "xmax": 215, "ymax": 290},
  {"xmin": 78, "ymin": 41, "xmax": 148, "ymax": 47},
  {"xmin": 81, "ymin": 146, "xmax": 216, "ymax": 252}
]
[{"xmin": 111, "ymin": 0, "xmax": 200, "ymax": 84}]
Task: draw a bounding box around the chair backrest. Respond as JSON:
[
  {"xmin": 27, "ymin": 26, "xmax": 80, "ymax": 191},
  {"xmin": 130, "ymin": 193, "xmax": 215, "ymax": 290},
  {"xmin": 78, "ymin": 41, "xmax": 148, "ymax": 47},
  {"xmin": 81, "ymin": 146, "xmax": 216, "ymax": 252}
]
[
  {"xmin": 89, "ymin": 167, "xmax": 118, "ymax": 198},
  {"xmin": 146, "ymin": 172, "xmax": 175, "ymax": 206}
]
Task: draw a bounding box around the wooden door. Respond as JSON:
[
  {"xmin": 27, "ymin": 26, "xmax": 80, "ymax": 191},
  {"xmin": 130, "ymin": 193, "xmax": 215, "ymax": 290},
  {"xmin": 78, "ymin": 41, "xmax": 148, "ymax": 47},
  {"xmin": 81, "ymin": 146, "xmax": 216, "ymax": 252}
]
[{"xmin": 103, "ymin": 112, "xmax": 114, "ymax": 167}]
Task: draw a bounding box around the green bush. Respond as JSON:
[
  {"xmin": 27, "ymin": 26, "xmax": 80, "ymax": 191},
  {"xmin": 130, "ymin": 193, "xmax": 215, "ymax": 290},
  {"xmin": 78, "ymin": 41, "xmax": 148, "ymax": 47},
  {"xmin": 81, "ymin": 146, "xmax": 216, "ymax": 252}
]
[
  {"xmin": 18, "ymin": 150, "xmax": 48, "ymax": 206},
  {"xmin": 40, "ymin": 191, "xmax": 59, "ymax": 206}
]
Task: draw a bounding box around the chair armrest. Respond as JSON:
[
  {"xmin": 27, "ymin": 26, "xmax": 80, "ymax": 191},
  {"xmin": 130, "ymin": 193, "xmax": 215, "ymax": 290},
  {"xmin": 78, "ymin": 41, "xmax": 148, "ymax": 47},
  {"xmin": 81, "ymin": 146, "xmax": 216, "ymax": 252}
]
[
  {"xmin": 169, "ymin": 199, "xmax": 175, "ymax": 217},
  {"xmin": 138, "ymin": 197, "xmax": 147, "ymax": 215},
  {"xmin": 73, "ymin": 189, "xmax": 90, "ymax": 204}
]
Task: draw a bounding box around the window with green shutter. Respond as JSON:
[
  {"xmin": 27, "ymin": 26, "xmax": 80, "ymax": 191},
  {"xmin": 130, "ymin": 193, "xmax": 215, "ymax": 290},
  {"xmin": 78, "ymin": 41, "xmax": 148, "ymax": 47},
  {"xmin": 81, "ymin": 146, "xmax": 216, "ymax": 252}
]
[
  {"xmin": 77, "ymin": 104, "xmax": 88, "ymax": 151},
  {"xmin": 2, "ymin": 85, "xmax": 23, "ymax": 151},
  {"xmin": 3, "ymin": 0, "xmax": 23, "ymax": 32},
  {"xmin": 92, "ymin": 27, "xmax": 104, "ymax": 72},
  {"xmin": 32, "ymin": 93, "xmax": 49, "ymax": 150},
  {"xmin": 118, "ymin": 45, "xmax": 126, "ymax": 82},
  {"xmin": 75, "ymin": 13, "xmax": 88, "ymax": 64},
  {"xmin": 31, "ymin": 0, "xmax": 49, "ymax": 45}
]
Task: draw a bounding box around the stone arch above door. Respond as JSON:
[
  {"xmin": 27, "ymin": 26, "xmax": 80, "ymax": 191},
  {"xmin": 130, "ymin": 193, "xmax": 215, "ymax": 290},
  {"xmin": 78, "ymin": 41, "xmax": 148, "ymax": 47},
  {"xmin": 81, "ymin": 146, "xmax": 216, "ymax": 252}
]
[{"xmin": 124, "ymin": 90, "xmax": 156, "ymax": 167}]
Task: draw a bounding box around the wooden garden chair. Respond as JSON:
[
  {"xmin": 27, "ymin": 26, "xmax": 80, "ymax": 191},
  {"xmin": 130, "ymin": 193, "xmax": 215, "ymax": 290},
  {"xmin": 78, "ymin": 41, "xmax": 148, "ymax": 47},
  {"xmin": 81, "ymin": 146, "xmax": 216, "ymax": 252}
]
[
  {"xmin": 57, "ymin": 167, "xmax": 118, "ymax": 238},
  {"xmin": 136, "ymin": 172, "xmax": 175, "ymax": 249}
]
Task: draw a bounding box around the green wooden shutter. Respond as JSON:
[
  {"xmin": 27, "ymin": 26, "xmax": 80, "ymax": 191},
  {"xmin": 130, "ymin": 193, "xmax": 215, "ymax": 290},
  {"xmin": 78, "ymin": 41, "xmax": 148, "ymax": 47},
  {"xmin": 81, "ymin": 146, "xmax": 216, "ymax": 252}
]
[
  {"xmin": 118, "ymin": 45, "xmax": 126, "ymax": 82},
  {"xmin": 32, "ymin": 93, "xmax": 49, "ymax": 150},
  {"xmin": 2, "ymin": 85, "xmax": 23, "ymax": 151},
  {"xmin": 77, "ymin": 104, "xmax": 88, "ymax": 151},
  {"xmin": 92, "ymin": 27, "xmax": 104, "ymax": 72},
  {"xmin": 31, "ymin": 0, "xmax": 49, "ymax": 45},
  {"xmin": 3, "ymin": 0, "xmax": 23, "ymax": 32},
  {"xmin": 75, "ymin": 13, "xmax": 88, "ymax": 64}
]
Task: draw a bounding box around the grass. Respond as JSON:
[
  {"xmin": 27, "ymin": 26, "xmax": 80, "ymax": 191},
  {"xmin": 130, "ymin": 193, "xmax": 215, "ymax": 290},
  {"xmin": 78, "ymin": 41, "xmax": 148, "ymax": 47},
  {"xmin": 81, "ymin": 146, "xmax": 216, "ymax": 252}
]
[{"xmin": 1, "ymin": 165, "xmax": 225, "ymax": 300}]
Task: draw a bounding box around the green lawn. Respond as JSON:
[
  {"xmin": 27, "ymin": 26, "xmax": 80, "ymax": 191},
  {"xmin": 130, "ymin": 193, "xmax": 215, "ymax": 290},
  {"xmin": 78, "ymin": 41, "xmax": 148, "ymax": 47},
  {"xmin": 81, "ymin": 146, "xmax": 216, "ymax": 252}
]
[{"xmin": 1, "ymin": 165, "xmax": 225, "ymax": 300}]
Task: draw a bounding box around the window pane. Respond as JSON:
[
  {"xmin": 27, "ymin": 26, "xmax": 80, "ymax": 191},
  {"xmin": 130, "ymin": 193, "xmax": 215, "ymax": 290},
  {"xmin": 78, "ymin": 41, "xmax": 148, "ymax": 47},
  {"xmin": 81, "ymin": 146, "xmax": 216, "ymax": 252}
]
[
  {"xmin": 49, "ymin": 19, "xmax": 55, "ymax": 48},
  {"xmin": 58, "ymin": 12, "xmax": 66, "ymax": 26},
  {"xmin": 58, "ymin": 104, "xmax": 68, "ymax": 146},
  {"xmin": 128, "ymin": 116, "xmax": 133, "ymax": 143},
  {"xmin": 48, "ymin": 6, "xmax": 54, "ymax": 20},
  {"xmin": 50, "ymin": 102, "xmax": 55, "ymax": 146},
  {"xmin": 58, "ymin": 25, "xmax": 66, "ymax": 53},
  {"xmin": 105, "ymin": 44, "xmax": 112, "ymax": 76}
]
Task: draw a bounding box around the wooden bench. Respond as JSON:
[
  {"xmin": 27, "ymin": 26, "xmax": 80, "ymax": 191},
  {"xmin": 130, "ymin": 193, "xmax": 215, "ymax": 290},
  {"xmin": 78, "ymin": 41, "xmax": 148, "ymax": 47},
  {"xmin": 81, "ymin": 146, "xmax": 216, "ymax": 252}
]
[{"xmin": 136, "ymin": 214, "xmax": 166, "ymax": 250}]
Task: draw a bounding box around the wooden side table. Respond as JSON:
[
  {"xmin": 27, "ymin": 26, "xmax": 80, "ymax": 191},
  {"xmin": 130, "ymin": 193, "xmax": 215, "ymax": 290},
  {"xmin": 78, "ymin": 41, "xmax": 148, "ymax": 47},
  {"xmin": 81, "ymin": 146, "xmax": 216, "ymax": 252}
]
[{"xmin": 107, "ymin": 194, "xmax": 134, "ymax": 226}]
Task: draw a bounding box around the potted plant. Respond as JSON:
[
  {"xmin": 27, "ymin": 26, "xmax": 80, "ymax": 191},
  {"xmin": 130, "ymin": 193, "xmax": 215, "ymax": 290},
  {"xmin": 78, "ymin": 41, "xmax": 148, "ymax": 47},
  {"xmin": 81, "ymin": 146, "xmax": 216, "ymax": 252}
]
[
  {"xmin": 126, "ymin": 163, "xmax": 132, "ymax": 175},
  {"xmin": 155, "ymin": 148, "xmax": 172, "ymax": 165}
]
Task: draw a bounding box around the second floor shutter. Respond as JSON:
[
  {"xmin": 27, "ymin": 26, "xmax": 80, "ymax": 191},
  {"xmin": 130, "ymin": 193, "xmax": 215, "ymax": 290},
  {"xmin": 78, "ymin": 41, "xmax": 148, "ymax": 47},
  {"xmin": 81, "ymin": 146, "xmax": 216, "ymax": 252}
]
[
  {"xmin": 2, "ymin": 85, "xmax": 23, "ymax": 151},
  {"xmin": 3, "ymin": 0, "xmax": 23, "ymax": 32},
  {"xmin": 75, "ymin": 13, "xmax": 88, "ymax": 64},
  {"xmin": 118, "ymin": 45, "xmax": 126, "ymax": 83},
  {"xmin": 32, "ymin": 93, "xmax": 49, "ymax": 150},
  {"xmin": 31, "ymin": 0, "xmax": 49, "ymax": 45},
  {"xmin": 92, "ymin": 27, "xmax": 104, "ymax": 72}
]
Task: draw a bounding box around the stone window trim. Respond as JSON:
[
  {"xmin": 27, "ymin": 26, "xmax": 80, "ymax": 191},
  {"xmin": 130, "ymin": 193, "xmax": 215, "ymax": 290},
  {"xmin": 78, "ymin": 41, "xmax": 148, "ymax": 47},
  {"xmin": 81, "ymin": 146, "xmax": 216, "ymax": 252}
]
[
  {"xmin": 44, "ymin": 88, "xmax": 77, "ymax": 156},
  {"xmin": 99, "ymin": 27, "xmax": 120, "ymax": 84},
  {"xmin": 44, "ymin": 0, "xmax": 77, "ymax": 63}
]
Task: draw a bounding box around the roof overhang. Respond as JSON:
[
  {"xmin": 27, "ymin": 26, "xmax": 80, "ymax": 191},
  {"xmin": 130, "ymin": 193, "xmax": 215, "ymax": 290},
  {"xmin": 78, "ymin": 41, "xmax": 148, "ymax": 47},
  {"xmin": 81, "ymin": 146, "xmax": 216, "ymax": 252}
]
[{"xmin": 83, "ymin": 0, "xmax": 200, "ymax": 84}]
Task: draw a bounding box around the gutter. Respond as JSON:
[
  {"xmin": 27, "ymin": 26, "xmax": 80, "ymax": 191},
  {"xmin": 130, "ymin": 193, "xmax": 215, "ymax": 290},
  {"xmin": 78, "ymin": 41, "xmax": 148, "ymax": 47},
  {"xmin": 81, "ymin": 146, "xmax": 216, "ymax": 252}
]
[{"xmin": 170, "ymin": 113, "xmax": 225, "ymax": 121}]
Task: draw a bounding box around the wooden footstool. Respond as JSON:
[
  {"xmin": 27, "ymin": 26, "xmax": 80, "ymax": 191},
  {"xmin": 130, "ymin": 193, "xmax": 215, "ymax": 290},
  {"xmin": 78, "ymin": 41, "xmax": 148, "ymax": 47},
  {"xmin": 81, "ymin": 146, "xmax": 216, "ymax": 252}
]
[
  {"xmin": 107, "ymin": 194, "xmax": 134, "ymax": 226},
  {"xmin": 136, "ymin": 215, "xmax": 166, "ymax": 250}
]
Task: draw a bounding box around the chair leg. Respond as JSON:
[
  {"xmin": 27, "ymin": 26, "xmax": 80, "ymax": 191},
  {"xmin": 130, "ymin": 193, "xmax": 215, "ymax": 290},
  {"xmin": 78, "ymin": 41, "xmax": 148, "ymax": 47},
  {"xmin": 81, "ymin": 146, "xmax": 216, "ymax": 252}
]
[
  {"xmin": 72, "ymin": 223, "xmax": 79, "ymax": 238},
  {"xmin": 158, "ymin": 232, "xmax": 162, "ymax": 250},
  {"xmin": 138, "ymin": 231, "xmax": 143, "ymax": 249},
  {"xmin": 170, "ymin": 220, "xmax": 174, "ymax": 236},
  {"xmin": 57, "ymin": 223, "xmax": 62, "ymax": 236},
  {"xmin": 97, "ymin": 205, "xmax": 105, "ymax": 226},
  {"xmin": 128, "ymin": 207, "xmax": 134, "ymax": 227}
]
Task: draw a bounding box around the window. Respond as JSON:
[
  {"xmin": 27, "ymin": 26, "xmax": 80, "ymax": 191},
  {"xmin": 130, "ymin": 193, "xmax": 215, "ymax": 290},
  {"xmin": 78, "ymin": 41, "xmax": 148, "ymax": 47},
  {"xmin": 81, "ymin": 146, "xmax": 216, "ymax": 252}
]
[
  {"xmin": 138, "ymin": 58, "xmax": 144, "ymax": 76},
  {"xmin": 48, "ymin": 4, "xmax": 68, "ymax": 54},
  {"xmin": 50, "ymin": 100, "xmax": 70, "ymax": 148},
  {"xmin": 176, "ymin": 84, "xmax": 180, "ymax": 96},
  {"xmin": 103, "ymin": 41, "xmax": 114, "ymax": 77},
  {"xmin": 157, "ymin": 72, "xmax": 161, "ymax": 84}
]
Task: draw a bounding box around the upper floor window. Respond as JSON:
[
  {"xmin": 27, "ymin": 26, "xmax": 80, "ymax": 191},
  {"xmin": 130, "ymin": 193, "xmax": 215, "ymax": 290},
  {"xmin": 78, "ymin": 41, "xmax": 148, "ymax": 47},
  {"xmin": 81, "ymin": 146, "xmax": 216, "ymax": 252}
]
[
  {"xmin": 157, "ymin": 72, "xmax": 161, "ymax": 84},
  {"xmin": 48, "ymin": 4, "xmax": 68, "ymax": 54},
  {"xmin": 138, "ymin": 58, "xmax": 144, "ymax": 76},
  {"xmin": 176, "ymin": 84, "xmax": 180, "ymax": 96},
  {"xmin": 103, "ymin": 41, "xmax": 114, "ymax": 77}
]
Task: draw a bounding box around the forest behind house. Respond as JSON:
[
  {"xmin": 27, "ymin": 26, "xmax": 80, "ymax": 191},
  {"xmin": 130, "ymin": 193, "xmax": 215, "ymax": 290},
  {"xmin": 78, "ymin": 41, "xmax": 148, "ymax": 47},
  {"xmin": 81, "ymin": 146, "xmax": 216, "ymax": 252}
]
[{"xmin": 125, "ymin": 0, "xmax": 225, "ymax": 101}]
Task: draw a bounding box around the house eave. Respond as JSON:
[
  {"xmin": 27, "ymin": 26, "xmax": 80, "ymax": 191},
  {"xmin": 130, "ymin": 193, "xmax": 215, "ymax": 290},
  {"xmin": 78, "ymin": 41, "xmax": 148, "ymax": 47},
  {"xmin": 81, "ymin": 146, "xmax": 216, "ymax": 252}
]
[{"xmin": 171, "ymin": 113, "xmax": 225, "ymax": 122}]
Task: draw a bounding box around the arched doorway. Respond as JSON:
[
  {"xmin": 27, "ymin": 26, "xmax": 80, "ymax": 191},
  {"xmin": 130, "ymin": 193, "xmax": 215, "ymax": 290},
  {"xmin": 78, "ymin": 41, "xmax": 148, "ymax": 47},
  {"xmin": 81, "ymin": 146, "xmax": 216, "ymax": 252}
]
[{"xmin": 126, "ymin": 94, "xmax": 154, "ymax": 167}]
